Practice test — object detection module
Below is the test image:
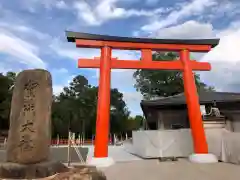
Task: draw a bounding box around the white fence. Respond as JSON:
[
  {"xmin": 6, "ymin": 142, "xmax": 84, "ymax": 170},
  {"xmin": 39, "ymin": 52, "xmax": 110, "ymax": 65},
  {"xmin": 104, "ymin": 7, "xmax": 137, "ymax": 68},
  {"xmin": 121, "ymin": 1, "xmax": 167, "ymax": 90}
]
[{"xmin": 124, "ymin": 128, "xmax": 240, "ymax": 164}]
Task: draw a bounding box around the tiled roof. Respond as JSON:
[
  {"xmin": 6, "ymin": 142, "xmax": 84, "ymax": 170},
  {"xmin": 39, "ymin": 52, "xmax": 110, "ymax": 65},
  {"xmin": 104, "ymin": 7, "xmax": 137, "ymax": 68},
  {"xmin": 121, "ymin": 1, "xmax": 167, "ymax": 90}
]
[{"xmin": 141, "ymin": 91, "xmax": 240, "ymax": 107}]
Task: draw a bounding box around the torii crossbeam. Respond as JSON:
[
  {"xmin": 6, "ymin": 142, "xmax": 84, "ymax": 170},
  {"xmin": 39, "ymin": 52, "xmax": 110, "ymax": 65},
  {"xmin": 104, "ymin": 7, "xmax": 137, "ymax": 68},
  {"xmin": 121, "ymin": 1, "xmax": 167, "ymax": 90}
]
[{"xmin": 66, "ymin": 31, "xmax": 220, "ymax": 165}]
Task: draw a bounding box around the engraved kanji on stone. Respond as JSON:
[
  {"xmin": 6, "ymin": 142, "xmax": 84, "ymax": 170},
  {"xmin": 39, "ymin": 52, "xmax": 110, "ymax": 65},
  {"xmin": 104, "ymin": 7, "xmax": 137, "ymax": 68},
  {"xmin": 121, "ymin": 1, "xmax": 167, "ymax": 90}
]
[
  {"xmin": 20, "ymin": 120, "xmax": 35, "ymax": 133},
  {"xmin": 18, "ymin": 134, "xmax": 34, "ymax": 151},
  {"xmin": 23, "ymin": 80, "xmax": 39, "ymax": 98},
  {"xmin": 23, "ymin": 102, "xmax": 35, "ymax": 112},
  {"xmin": 24, "ymin": 80, "xmax": 39, "ymax": 91}
]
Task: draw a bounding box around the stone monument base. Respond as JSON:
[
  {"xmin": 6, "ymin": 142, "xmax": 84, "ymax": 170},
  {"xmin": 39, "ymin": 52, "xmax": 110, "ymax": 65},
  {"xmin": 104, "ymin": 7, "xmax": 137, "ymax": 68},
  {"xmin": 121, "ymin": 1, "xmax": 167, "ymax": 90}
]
[
  {"xmin": 0, "ymin": 162, "xmax": 106, "ymax": 180},
  {"xmin": 0, "ymin": 161, "xmax": 68, "ymax": 179}
]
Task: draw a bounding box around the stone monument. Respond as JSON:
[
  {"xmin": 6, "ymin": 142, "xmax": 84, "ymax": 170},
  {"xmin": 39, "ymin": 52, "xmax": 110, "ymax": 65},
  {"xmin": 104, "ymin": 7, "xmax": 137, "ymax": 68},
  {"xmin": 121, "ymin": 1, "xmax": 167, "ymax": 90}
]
[
  {"xmin": 0, "ymin": 69, "xmax": 106, "ymax": 179},
  {"xmin": 7, "ymin": 69, "xmax": 52, "ymax": 164}
]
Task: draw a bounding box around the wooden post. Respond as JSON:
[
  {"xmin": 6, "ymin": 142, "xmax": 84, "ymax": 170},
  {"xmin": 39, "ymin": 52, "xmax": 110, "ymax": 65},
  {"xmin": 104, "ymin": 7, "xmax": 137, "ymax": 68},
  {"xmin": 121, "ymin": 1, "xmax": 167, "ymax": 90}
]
[
  {"xmin": 180, "ymin": 49, "xmax": 208, "ymax": 154},
  {"xmin": 67, "ymin": 131, "xmax": 72, "ymax": 166},
  {"xmin": 94, "ymin": 46, "xmax": 112, "ymax": 158},
  {"xmin": 57, "ymin": 134, "xmax": 59, "ymax": 146}
]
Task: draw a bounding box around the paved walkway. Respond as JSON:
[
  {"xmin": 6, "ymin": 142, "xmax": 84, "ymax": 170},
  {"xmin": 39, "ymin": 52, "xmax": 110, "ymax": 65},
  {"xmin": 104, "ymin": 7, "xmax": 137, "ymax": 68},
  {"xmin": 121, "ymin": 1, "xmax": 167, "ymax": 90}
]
[
  {"xmin": 103, "ymin": 159, "xmax": 240, "ymax": 180},
  {"xmin": 85, "ymin": 145, "xmax": 142, "ymax": 162},
  {"xmin": 2, "ymin": 145, "xmax": 240, "ymax": 179},
  {"xmin": 0, "ymin": 145, "xmax": 142, "ymax": 163}
]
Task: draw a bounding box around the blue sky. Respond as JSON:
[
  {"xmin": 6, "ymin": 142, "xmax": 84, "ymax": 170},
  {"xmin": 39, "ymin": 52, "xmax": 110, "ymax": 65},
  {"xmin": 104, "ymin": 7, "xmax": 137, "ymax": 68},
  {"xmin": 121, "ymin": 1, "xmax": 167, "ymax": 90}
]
[{"xmin": 1, "ymin": 0, "xmax": 240, "ymax": 116}]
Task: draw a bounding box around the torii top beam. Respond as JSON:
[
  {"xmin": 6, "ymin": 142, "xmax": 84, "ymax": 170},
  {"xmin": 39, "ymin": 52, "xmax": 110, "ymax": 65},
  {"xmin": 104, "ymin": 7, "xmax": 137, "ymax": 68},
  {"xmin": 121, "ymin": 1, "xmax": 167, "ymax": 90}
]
[
  {"xmin": 66, "ymin": 31, "xmax": 219, "ymax": 52},
  {"xmin": 66, "ymin": 31, "xmax": 220, "ymax": 71}
]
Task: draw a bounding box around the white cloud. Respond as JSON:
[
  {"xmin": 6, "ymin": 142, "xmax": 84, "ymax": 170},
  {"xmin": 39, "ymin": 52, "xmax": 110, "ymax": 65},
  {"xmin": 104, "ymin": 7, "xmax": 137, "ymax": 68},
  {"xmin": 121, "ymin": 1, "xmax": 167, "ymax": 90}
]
[
  {"xmin": 56, "ymin": 1, "xmax": 68, "ymax": 9},
  {"xmin": 50, "ymin": 38, "xmax": 100, "ymax": 60},
  {"xmin": 53, "ymin": 85, "xmax": 64, "ymax": 95},
  {"xmin": 215, "ymin": 21, "xmax": 240, "ymax": 38},
  {"xmin": 0, "ymin": 19, "xmax": 55, "ymax": 71},
  {"xmin": 22, "ymin": 0, "xmax": 69, "ymax": 11},
  {"xmin": 203, "ymin": 31, "xmax": 240, "ymax": 64},
  {"xmin": 73, "ymin": 0, "xmax": 166, "ymax": 26},
  {"xmin": 141, "ymin": 0, "xmax": 217, "ymax": 32},
  {"xmin": 0, "ymin": 22, "xmax": 50, "ymax": 40},
  {"xmin": 206, "ymin": 1, "xmax": 240, "ymax": 21},
  {"xmin": 144, "ymin": 20, "xmax": 215, "ymax": 61},
  {"xmin": 0, "ymin": 30, "xmax": 46, "ymax": 69},
  {"xmin": 200, "ymin": 27, "xmax": 240, "ymax": 91},
  {"xmin": 155, "ymin": 20, "xmax": 214, "ymax": 39}
]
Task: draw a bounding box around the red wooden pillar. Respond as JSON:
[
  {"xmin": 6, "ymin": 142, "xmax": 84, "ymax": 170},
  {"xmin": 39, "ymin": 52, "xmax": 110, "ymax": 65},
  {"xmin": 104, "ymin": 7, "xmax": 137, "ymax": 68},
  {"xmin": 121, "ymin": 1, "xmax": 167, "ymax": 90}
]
[
  {"xmin": 180, "ymin": 49, "xmax": 208, "ymax": 154},
  {"xmin": 94, "ymin": 46, "xmax": 112, "ymax": 157}
]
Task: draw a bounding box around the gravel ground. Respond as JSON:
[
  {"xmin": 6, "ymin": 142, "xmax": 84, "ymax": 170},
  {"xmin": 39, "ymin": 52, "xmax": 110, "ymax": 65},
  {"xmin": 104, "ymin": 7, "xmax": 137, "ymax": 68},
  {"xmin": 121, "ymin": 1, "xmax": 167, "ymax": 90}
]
[{"xmin": 103, "ymin": 159, "xmax": 240, "ymax": 180}]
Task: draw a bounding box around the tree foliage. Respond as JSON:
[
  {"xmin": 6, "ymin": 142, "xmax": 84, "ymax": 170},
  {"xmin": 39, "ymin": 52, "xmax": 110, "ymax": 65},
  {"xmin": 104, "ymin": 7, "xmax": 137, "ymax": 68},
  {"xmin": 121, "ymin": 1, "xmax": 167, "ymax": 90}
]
[
  {"xmin": 133, "ymin": 52, "xmax": 215, "ymax": 99},
  {"xmin": 51, "ymin": 75, "xmax": 133, "ymax": 138},
  {"xmin": 0, "ymin": 72, "xmax": 143, "ymax": 139},
  {"xmin": 125, "ymin": 115, "xmax": 144, "ymax": 132},
  {"xmin": 0, "ymin": 72, "xmax": 16, "ymax": 129}
]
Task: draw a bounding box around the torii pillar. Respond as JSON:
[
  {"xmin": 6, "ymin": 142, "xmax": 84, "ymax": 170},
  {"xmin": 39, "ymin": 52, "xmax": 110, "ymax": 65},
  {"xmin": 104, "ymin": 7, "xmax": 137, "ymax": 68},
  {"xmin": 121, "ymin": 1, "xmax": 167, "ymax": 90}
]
[{"xmin": 66, "ymin": 31, "xmax": 220, "ymax": 166}]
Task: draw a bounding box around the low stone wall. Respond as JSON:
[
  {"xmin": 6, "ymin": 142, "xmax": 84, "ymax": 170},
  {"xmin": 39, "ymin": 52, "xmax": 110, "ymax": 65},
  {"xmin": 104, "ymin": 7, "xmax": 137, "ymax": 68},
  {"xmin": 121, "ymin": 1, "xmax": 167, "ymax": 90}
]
[
  {"xmin": 221, "ymin": 130, "xmax": 240, "ymax": 164},
  {"xmin": 0, "ymin": 147, "xmax": 88, "ymax": 163},
  {"xmin": 124, "ymin": 129, "xmax": 194, "ymax": 158},
  {"xmin": 124, "ymin": 129, "xmax": 240, "ymax": 164}
]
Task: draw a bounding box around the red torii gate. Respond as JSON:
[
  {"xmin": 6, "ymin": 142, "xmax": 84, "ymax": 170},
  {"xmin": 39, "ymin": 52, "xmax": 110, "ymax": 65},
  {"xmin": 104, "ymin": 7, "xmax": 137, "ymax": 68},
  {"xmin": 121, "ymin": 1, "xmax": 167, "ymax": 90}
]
[{"xmin": 66, "ymin": 31, "xmax": 219, "ymax": 164}]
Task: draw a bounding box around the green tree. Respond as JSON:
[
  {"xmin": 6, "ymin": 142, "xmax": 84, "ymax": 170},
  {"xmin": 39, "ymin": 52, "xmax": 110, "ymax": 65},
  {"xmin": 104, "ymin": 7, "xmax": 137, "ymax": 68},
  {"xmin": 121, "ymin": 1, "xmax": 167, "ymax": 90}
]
[
  {"xmin": 52, "ymin": 75, "xmax": 93, "ymax": 138},
  {"xmin": 133, "ymin": 52, "xmax": 215, "ymax": 99},
  {"xmin": 125, "ymin": 115, "xmax": 144, "ymax": 132},
  {"xmin": 0, "ymin": 72, "xmax": 131, "ymax": 138},
  {"xmin": 52, "ymin": 74, "xmax": 130, "ymax": 138},
  {"xmin": 110, "ymin": 88, "xmax": 130, "ymax": 134},
  {"xmin": 0, "ymin": 72, "xmax": 16, "ymax": 130}
]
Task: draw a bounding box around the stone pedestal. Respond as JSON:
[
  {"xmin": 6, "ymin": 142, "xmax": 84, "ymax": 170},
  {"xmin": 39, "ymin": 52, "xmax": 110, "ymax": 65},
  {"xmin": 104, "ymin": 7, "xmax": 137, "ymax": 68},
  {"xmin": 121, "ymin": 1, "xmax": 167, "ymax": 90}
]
[
  {"xmin": 0, "ymin": 163, "xmax": 106, "ymax": 180},
  {"xmin": 6, "ymin": 69, "xmax": 52, "ymax": 164},
  {"xmin": 0, "ymin": 161, "xmax": 67, "ymax": 179}
]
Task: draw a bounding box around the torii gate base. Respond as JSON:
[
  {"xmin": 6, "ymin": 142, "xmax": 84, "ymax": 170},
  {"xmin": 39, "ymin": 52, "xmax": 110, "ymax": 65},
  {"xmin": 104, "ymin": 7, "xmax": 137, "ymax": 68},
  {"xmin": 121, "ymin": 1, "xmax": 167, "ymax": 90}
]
[{"xmin": 66, "ymin": 31, "xmax": 219, "ymax": 167}]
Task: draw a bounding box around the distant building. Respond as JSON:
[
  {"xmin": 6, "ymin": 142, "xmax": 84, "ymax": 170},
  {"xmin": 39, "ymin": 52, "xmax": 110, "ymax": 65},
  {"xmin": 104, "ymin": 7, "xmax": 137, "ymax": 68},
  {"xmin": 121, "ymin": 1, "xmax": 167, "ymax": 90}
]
[{"xmin": 141, "ymin": 91, "xmax": 240, "ymax": 132}]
